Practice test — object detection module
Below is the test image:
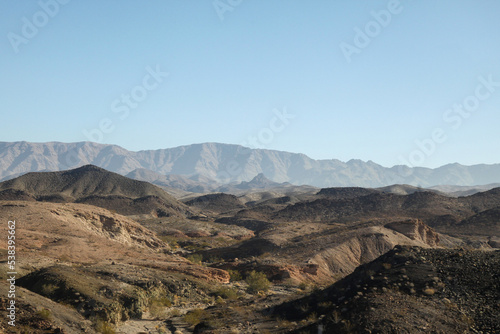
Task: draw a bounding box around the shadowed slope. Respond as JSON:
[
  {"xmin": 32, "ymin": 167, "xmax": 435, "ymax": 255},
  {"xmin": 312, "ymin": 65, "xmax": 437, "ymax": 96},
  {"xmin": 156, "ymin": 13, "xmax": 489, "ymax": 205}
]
[{"xmin": 0, "ymin": 165, "xmax": 191, "ymax": 217}]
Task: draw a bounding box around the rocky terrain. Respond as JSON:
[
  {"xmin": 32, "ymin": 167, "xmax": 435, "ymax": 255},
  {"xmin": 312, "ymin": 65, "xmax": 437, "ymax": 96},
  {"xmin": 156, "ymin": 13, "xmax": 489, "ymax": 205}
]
[
  {"xmin": 272, "ymin": 245, "xmax": 500, "ymax": 333},
  {"xmin": 0, "ymin": 165, "xmax": 499, "ymax": 333}
]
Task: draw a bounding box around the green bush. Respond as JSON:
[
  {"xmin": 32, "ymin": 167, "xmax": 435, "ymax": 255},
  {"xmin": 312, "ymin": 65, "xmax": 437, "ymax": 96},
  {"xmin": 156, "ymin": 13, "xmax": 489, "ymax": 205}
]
[
  {"xmin": 183, "ymin": 308, "xmax": 207, "ymax": 326},
  {"xmin": 95, "ymin": 320, "xmax": 116, "ymax": 334},
  {"xmin": 228, "ymin": 269, "xmax": 243, "ymax": 282},
  {"xmin": 186, "ymin": 253, "xmax": 203, "ymax": 264},
  {"xmin": 245, "ymin": 271, "xmax": 271, "ymax": 294},
  {"xmin": 207, "ymin": 256, "xmax": 223, "ymax": 263},
  {"xmin": 214, "ymin": 286, "xmax": 238, "ymax": 300},
  {"xmin": 149, "ymin": 296, "xmax": 172, "ymax": 319},
  {"xmin": 36, "ymin": 308, "xmax": 52, "ymax": 320},
  {"xmin": 159, "ymin": 235, "xmax": 179, "ymax": 249},
  {"xmin": 40, "ymin": 283, "xmax": 59, "ymax": 296},
  {"xmin": 298, "ymin": 282, "xmax": 309, "ymax": 291}
]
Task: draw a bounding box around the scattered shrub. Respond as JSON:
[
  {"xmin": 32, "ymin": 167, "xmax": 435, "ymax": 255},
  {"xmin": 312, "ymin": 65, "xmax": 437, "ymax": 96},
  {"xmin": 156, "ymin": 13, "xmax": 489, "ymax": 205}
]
[
  {"xmin": 228, "ymin": 269, "xmax": 242, "ymax": 282},
  {"xmin": 40, "ymin": 283, "xmax": 59, "ymax": 296},
  {"xmin": 306, "ymin": 311, "xmax": 318, "ymax": 323},
  {"xmin": 95, "ymin": 320, "xmax": 116, "ymax": 334},
  {"xmin": 186, "ymin": 253, "xmax": 203, "ymax": 264},
  {"xmin": 298, "ymin": 282, "xmax": 309, "ymax": 291},
  {"xmin": 207, "ymin": 256, "xmax": 223, "ymax": 263},
  {"xmin": 159, "ymin": 236, "xmax": 179, "ymax": 249},
  {"xmin": 36, "ymin": 308, "xmax": 52, "ymax": 320},
  {"xmin": 183, "ymin": 308, "xmax": 207, "ymax": 326},
  {"xmin": 245, "ymin": 271, "xmax": 271, "ymax": 294},
  {"xmin": 276, "ymin": 317, "xmax": 293, "ymax": 328},
  {"xmin": 328, "ymin": 310, "xmax": 342, "ymax": 324},
  {"xmin": 381, "ymin": 263, "xmax": 392, "ymax": 270},
  {"xmin": 318, "ymin": 301, "xmax": 333, "ymax": 309},
  {"xmin": 149, "ymin": 296, "xmax": 172, "ymax": 319},
  {"xmin": 214, "ymin": 286, "xmax": 238, "ymax": 300},
  {"xmin": 169, "ymin": 309, "xmax": 181, "ymax": 317}
]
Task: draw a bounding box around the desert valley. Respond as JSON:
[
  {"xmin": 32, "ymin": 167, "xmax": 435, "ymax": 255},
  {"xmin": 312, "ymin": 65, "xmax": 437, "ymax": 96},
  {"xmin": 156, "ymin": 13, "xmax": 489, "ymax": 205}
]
[{"xmin": 0, "ymin": 142, "xmax": 498, "ymax": 333}]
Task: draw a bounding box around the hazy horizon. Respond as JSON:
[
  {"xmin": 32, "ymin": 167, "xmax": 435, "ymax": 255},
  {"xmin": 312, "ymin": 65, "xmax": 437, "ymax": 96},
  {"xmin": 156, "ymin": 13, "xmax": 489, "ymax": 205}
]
[{"xmin": 3, "ymin": 140, "xmax": 500, "ymax": 171}]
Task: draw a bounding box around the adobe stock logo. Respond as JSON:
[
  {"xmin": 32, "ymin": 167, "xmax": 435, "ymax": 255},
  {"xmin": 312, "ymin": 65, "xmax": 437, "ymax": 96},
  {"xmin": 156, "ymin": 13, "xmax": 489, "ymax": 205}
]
[
  {"xmin": 7, "ymin": 0, "xmax": 71, "ymax": 54},
  {"xmin": 240, "ymin": 107, "xmax": 295, "ymax": 149},
  {"xmin": 398, "ymin": 74, "xmax": 499, "ymax": 168},
  {"xmin": 339, "ymin": 0, "xmax": 403, "ymax": 63},
  {"xmin": 83, "ymin": 65, "xmax": 168, "ymax": 143},
  {"xmin": 216, "ymin": 107, "xmax": 295, "ymax": 184},
  {"xmin": 213, "ymin": 0, "xmax": 243, "ymax": 21}
]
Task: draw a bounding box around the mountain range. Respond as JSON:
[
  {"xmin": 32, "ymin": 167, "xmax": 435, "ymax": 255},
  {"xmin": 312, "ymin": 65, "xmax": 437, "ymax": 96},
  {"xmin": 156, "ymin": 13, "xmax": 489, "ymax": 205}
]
[{"xmin": 1, "ymin": 141, "xmax": 500, "ymax": 188}]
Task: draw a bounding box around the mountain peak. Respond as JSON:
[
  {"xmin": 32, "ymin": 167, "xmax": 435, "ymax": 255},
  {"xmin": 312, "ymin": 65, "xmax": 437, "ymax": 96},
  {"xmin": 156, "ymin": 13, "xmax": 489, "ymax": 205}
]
[
  {"xmin": 250, "ymin": 173, "xmax": 269, "ymax": 183},
  {"xmin": 71, "ymin": 164, "xmax": 106, "ymax": 172},
  {"xmin": 1, "ymin": 141, "xmax": 500, "ymax": 187},
  {"xmin": 235, "ymin": 173, "xmax": 281, "ymax": 190}
]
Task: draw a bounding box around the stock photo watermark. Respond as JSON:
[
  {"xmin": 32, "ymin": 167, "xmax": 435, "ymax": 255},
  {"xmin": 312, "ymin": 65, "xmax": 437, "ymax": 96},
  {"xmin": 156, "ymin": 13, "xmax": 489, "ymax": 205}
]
[
  {"xmin": 217, "ymin": 107, "xmax": 295, "ymax": 183},
  {"xmin": 240, "ymin": 107, "xmax": 295, "ymax": 149},
  {"xmin": 83, "ymin": 65, "xmax": 168, "ymax": 143},
  {"xmin": 7, "ymin": 0, "xmax": 71, "ymax": 54},
  {"xmin": 398, "ymin": 74, "xmax": 499, "ymax": 168},
  {"xmin": 6, "ymin": 219, "xmax": 17, "ymax": 327},
  {"xmin": 213, "ymin": 0, "xmax": 243, "ymax": 21},
  {"xmin": 339, "ymin": 0, "xmax": 403, "ymax": 63}
]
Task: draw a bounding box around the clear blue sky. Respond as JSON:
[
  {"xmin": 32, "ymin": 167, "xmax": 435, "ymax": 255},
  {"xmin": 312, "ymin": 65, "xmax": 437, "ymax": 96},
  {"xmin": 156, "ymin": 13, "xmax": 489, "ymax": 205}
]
[{"xmin": 1, "ymin": 0, "xmax": 499, "ymax": 168}]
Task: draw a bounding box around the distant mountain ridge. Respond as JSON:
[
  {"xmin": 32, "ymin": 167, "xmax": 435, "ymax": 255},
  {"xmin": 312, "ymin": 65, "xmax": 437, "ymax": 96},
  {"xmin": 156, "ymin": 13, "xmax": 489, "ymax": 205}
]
[{"xmin": 1, "ymin": 141, "xmax": 500, "ymax": 188}]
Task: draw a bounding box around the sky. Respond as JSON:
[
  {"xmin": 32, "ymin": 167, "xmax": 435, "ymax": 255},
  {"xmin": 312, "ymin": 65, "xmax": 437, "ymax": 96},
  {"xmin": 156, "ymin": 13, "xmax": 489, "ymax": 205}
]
[{"xmin": 1, "ymin": 0, "xmax": 499, "ymax": 168}]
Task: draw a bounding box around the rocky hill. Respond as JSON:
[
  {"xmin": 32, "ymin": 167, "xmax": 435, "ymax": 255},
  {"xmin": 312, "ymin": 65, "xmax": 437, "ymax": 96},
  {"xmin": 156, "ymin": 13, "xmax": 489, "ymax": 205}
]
[
  {"xmin": 2, "ymin": 141, "xmax": 500, "ymax": 187},
  {"xmin": 0, "ymin": 200, "xmax": 229, "ymax": 333},
  {"xmin": 272, "ymin": 245, "xmax": 500, "ymax": 333},
  {"xmin": 0, "ymin": 165, "xmax": 191, "ymax": 217},
  {"xmin": 184, "ymin": 193, "xmax": 246, "ymax": 214}
]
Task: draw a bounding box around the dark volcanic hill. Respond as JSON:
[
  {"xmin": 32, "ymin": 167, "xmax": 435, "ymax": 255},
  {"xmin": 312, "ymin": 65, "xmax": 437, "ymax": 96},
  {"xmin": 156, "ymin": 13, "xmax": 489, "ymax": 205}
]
[
  {"xmin": 0, "ymin": 165, "xmax": 169, "ymax": 200},
  {"xmin": 0, "ymin": 165, "xmax": 190, "ymax": 217},
  {"xmin": 271, "ymin": 191, "xmax": 468, "ymax": 223},
  {"xmin": 268, "ymin": 188, "xmax": 500, "ymax": 225},
  {"xmin": 273, "ymin": 245, "xmax": 500, "ymax": 333},
  {"xmin": 447, "ymin": 207, "xmax": 500, "ymax": 238},
  {"xmin": 317, "ymin": 187, "xmax": 380, "ymax": 199},
  {"xmin": 184, "ymin": 193, "xmax": 246, "ymax": 214}
]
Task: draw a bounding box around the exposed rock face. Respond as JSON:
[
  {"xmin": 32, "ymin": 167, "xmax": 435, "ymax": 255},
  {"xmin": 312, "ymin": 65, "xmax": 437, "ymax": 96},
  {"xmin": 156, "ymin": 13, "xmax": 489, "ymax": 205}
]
[
  {"xmin": 0, "ymin": 201, "xmax": 230, "ymax": 284},
  {"xmin": 16, "ymin": 263, "xmax": 228, "ymax": 325},
  {"xmin": 307, "ymin": 224, "xmax": 440, "ymax": 282},
  {"xmin": 308, "ymin": 227, "xmax": 398, "ymax": 281},
  {"xmin": 385, "ymin": 219, "xmax": 440, "ymax": 247},
  {"xmin": 71, "ymin": 210, "xmax": 169, "ymax": 249},
  {"xmin": 215, "ymin": 261, "xmax": 320, "ymax": 282}
]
